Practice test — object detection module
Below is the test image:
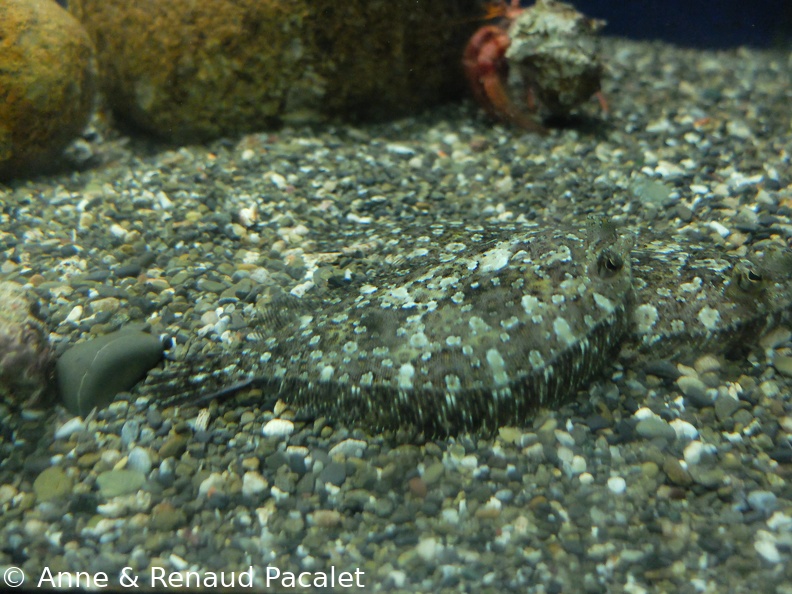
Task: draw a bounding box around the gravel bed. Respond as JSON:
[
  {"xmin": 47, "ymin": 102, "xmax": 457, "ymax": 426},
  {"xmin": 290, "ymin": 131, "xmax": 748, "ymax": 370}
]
[{"xmin": 1, "ymin": 38, "xmax": 792, "ymax": 593}]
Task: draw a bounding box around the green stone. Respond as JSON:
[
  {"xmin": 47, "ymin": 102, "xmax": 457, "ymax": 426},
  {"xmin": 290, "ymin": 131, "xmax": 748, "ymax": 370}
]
[
  {"xmin": 33, "ymin": 466, "xmax": 73, "ymax": 502},
  {"xmin": 57, "ymin": 328, "xmax": 163, "ymax": 417}
]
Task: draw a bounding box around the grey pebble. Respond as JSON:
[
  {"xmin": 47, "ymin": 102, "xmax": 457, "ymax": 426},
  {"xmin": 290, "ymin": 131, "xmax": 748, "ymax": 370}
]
[
  {"xmin": 96, "ymin": 469, "xmax": 146, "ymax": 498},
  {"xmin": 127, "ymin": 446, "xmax": 153, "ymax": 476},
  {"xmin": 57, "ymin": 328, "xmax": 164, "ymax": 417},
  {"xmin": 714, "ymin": 396, "xmax": 741, "ymax": 422},
  {"xmin": 635, "ymin": 417, "xmax": 676, "ymax": 441},
  {"xmin": 121, "ymin": 419, "xmax": 140, "ymax": 447},
  {"xmin": 677, "ymin": 376, "xmax": 709, "ymax": 404},
  {"xmin": 320, "ymin": 461, "xmax": 347, "ymax": 486},
  {"xmin": 747, "ymin": 490, "xmax": 777, "ymax": 515}
]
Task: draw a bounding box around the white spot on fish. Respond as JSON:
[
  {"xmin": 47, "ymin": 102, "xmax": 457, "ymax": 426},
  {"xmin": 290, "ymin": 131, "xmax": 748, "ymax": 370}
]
[
  {"xmin": 469, "ymin": 316, "xmax": 491, "ymax": 334},
  {"xmin": 553, "ymin": 317, "xmax": 577, "ymax": 346},
  {"xmin": 486, "ymin": 348, "xmax": 509, "ymax": 386},
  {"xmin": 445, "ymin": 374, "xmax": 462, "ymax": 392},
  {"xmin": 398, "ymin": 363, "xmax": 415, "ymax": 390},
  {"xmin": 698, "ymin": 306, "xmax": 720, "ymax": 331},
  {"xmin": 522, "ymin": 294, "xmax": 541, "ymax": 316},
  {"xmin": 593, "ymin": 292, "xmax": 615, "ymax": 314},
  {"xmin": 319, "ymin": 365, "xmax": 334, "ymax": 382},
  {"xmin": 634, "ymin": 304, "xmax": 659, "ymax": 334}
]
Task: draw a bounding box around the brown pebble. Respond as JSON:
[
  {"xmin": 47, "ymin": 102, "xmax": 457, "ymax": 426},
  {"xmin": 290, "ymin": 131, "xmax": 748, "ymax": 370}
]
[
  {"xmin": 408, "ymin": 476, "xmax": 427, "ymax": 498},
  {"xmin": 663, "ymin": 457, "xmax": 693, "ymax": 487}
]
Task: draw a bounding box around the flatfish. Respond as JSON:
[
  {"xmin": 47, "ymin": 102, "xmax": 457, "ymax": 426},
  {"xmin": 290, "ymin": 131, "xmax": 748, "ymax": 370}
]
[
  {"xmin": 146, "ymin": 221, "xmax": 634, "ymax": 435},
  {"xmin": 143, "ymin": 222, "xmax": 792, "ymax": 436}
]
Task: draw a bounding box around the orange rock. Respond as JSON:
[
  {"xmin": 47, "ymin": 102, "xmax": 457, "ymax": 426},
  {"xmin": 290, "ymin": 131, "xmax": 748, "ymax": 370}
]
[
  {"xmin": 0, "ymin": 0, "xmax": 96, "ymax": 181},
  {"xmin": 69, "ymin": 0, "xmax": 480, "ymax": 142}
]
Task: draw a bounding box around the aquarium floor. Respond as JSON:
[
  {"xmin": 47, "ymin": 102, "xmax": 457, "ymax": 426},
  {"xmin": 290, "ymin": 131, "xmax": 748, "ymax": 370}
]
[{"xmin": 1, "ymin": 38, "xmax": 791, "ymax": 593}]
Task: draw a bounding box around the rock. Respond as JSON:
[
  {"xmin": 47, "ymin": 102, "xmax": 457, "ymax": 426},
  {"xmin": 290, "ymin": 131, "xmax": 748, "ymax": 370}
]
[
  {"xmin": 96, "ymin": 469, "xmax": 146, "ymax": 498},
  {"xmin": 54, "ymin": 417, "xmax": 86, "ymax": 440},
  {"xmin": 33, "ymin": 467, "xmax": 74, "ymax": 502},
  {"xmin": 158, "ymin": 434, "xmax": 188, "ymax": 459},
  {"xmin": 663, "ymin": 457, "xmax": 693, "ymax": 487},
  {"xmin": 0, "ymin": 281, "xmax": 54, "ymax": 409},
  {"xmin": 241, "ymin": 472, "xmax": 268, "ymax": 498},
  {"xmin": 68, "ymin": 0, "xmax": 480, "ymax": 142},
  {"xmin": 127, "ymin": 447, "xmax": 153, "ymax": 476},
  {"xmin": 635, "ymin": 417, "xmax": 676, "ymax": 441},
  {"xmin": 0, "ymin": 0, "xmax": 96, "ymax": 180},
  {"xmin": 261, "ymin": 418, "xmax": 294, "ymax": 438},
  {"xmin": 57, "ymin": 328, "xmax": 164, "ymax": 417}
]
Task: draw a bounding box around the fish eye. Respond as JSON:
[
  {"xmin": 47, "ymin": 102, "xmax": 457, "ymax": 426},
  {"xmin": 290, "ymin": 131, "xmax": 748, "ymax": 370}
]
[
  {"xmin": 597, "ymin": 248, "xmax": 624, "ymax": 278},
  {"xmin": 732, "ymin": 262, "xmax": 764, "ymax": 293}
]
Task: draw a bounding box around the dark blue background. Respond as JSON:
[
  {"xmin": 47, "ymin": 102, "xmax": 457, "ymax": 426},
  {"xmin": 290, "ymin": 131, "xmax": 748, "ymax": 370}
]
[{"xmin": 574, "ymin": 0, "xmax": 792, "ymax": 48}]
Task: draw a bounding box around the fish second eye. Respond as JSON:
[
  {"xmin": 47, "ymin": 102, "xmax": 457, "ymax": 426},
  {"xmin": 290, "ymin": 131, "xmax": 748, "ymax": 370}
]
[{"xmin": 597, "ymin": 248, "xmax": 624, "ymax": 277}]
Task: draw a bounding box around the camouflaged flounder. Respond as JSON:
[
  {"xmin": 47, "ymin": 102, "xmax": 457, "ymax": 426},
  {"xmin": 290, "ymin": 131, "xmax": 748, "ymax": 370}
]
[
  {"xmin": 145, "ymin": 222, "xmax": 792, "ymax": 437},
  {"xmin": 149, "ymin": 222, "xmax": 634, "ymax": 435},
  {"xmin": 630, "ymin": 236, "xmax": 792, "ymax": 361}
]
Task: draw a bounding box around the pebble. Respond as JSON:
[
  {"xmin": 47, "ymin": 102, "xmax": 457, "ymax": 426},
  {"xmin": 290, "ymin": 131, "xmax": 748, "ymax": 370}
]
[
  {"xmin": 158, "ymin": 434, "xmax": 187, "ymax": 459},
  {"xmin": 33, "ymin": 467, "xmax": 74, "ymax": 502},
  {"xmin": 670, "ymin": 419, "xmax": 698, "ymax": 440},
  {"xmin": 677, "ymin": 375, "xmax": 710, "ymax": 404},
  {"xmin": 663, "ymin": 458, "xmax": 693, "ymax": 487},
  {"xmin": 54, "ymin": 417, "xmax": 86, "ymax": 440},
  {"xmin": 328, "ymin": 439, "xmax": 368, "ymax": 458},
  {"xmin": 714, "ymin": 395, "xmax": 741, "ymax": 421},
  {"xmin": 96, "ymin": 470, "xmax": 146, "ymax": 498},
  {"xmin": 754, "ymin": 533, "xmax": 782, "ymax": 564},
  {"xmin": 607, "ymin": 477, "xmax": 627, "ymax": 495},
  {"xmin": 262, "ymin": 418, "xmax": 295, "ymax": 438},
  {"xmin": 747, "ymin": 490, "xmax": 778, "ymax": 516},
  {"xmin": 635, "ymin": 418, "xmax": 677, "ymax": 441},
  {"xmin": 772, "ymin": 354, "xmax": 792, "ymax": 378},
  {"xmin": 241, "ymin": 472, "xmax": 268, "ymax": 497},
  {"xmin": 683, "ymin": 441, "xmax": 704, "ymax": 466},
  {"xmin": 126, "ymin": 447, "xmax": 153, "ymax": 476},
  {"xmin": 57, "ymin": 328, "xmax": 164, "ymax": 416}
]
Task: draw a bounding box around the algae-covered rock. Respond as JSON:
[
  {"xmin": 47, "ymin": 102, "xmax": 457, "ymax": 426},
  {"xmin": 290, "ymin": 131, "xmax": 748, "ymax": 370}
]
[
  {"xmin": 57, "ymin": 328, "xmax": 164, "ymax": 417},
  {"xmin": 0, "ymin": 0, "xmax": 96, "ymax": 181},
  {"xmin": 69, "ymin": 0, "xmax": 480, "ymax": 142},
  {"xmin": 0, "ymin": 281, "xmax": 54, "ymax": 409}
]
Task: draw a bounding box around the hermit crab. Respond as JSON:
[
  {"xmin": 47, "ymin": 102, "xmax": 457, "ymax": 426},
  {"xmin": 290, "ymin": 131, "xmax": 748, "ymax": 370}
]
[{"xmin": 462, "ymin": 0, "xmax": 607, "ymax": 132}]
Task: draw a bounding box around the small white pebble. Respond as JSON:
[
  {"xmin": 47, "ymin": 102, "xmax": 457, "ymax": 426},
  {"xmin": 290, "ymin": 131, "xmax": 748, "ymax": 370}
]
[
  {"xmin": 65, "ymin": 305, "xmax": 83, "ymax": 324},
  {"xmin": 670, "ymin": 419, "xmax": 699, "ymax": 441},
  {"xmin": 708, "ymin": 221, "xmax": 730, "ymax": 238},
  {"xmin": 262, "ymin": 418, "xmax": 294, "ymax": 438},
  {"xmin": 754, "ymin": 533, "xmax": 781, "ymax": 564},
  {"xmin": 607, "ymin": 476, "xmax": 627, "ymax": 495},
  {"xmin": 269, "ymin": 172, "xmax": 287, "ymax": 189},
  {"xmin": 633, "ymin": 407, "xmax": 659, "ymax": 420},
  {"xmin": 169, "ymin": 554, "xmax": 189, "ymax": 571},
  {"xmin": 109, "ymin": 223, "xmax": 129, "ymax": 240},
  {"xmin": 241, "ymin": 472, "xmax": 268, "ymax": 497},
  {"xmin": 570, "ymin": 455, "xmax": 587, "ymax": 475},
  {"xmin": 579, "ymin": 472, "xmax": 594, "ymax": 485},
  {"xmin": 683, "ymin": 441, "xmax": 704, "ymax": 466},
  {"xmin": 416, "ymin": 537, "xmax": 442, "ymax": 562},
  {"xmin": 193, "ymin": 409, "xmax": 211, "ymax": 432},
  {"xmin": 54, "ymin": 417, "xmax": 85, "ymax": 440},
  {"xmin": 328, "ymin": 438, "xmax": 367, "ymax": 458},
  {"xmin": 198, "ymin": 473, "xmax": 225, "ymax": 496},
  {"xmin": 767, "ymin": 511, "xmax": 792, "ymax": 532}
]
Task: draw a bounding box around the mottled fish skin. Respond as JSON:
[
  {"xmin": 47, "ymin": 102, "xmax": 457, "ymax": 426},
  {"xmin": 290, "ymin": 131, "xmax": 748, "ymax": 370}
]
[
  {"xmin": 147, "ymin": 223, "xmax": 634, "ymax": 436},
  {"xmin": 629, "ymin": 237, "xmax": 792, "ymax": 361},
  {"xmin": 143, "ymin": 223, "xmax": 792, "ymax": 437}
]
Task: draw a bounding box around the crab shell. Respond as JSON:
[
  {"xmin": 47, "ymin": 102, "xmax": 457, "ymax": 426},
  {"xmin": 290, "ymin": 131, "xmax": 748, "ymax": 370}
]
[{"xmin": 505, "ymin": 0, "xmax": 605, "ymax": 116}]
